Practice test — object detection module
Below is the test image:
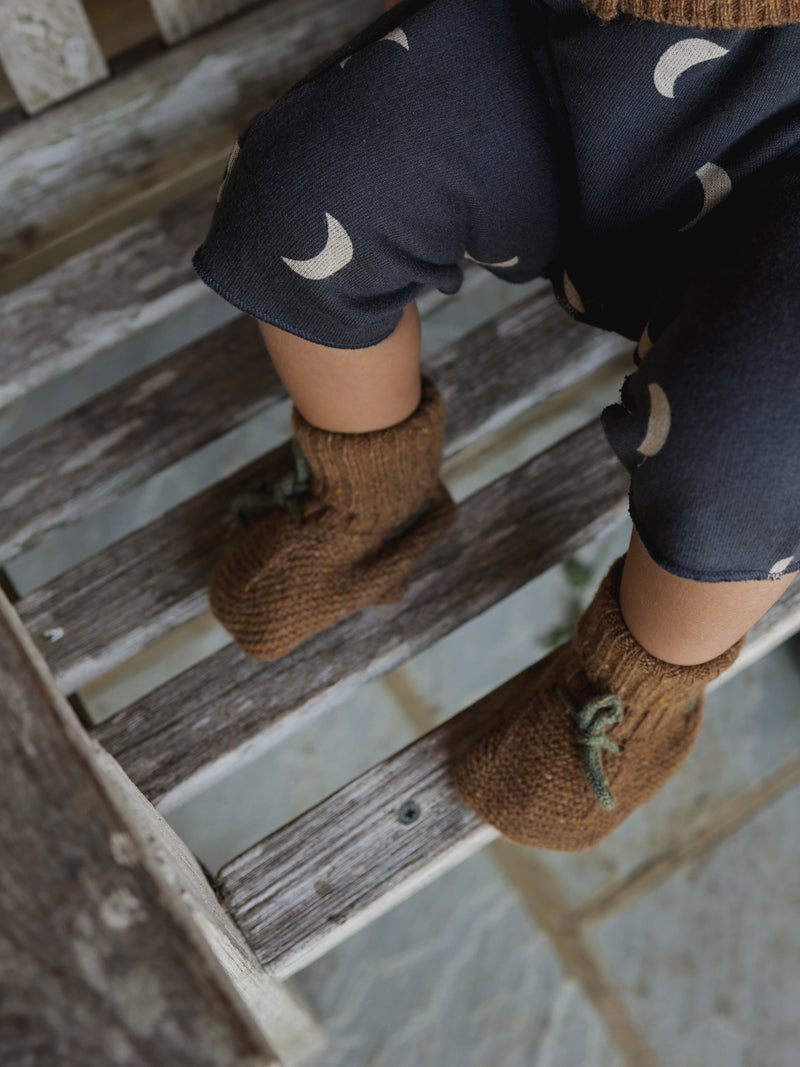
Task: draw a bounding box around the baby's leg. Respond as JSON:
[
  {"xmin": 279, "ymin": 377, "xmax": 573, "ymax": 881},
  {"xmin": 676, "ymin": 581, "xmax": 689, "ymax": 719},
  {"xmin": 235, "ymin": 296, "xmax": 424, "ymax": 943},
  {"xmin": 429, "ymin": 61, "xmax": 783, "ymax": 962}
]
[
  {"xmin": 210, "ymin": 303, "xmax": 450, "ymax": 660},
  {"xmin": 258, "ymin": 303, "xmax": 421, "ymax": 434},
  {"xmin": 620, "ymin": 529, "xmax": 796, "ymax": 666}
]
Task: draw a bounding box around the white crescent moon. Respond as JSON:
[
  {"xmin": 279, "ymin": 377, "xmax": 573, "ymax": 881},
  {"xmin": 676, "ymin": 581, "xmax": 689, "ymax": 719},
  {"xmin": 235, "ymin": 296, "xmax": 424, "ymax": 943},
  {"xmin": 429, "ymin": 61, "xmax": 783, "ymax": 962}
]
[
  {"xmin": 638, "ymin": 383, "xmax": 672, "ymax": 458},
  {"xmin": 281, "ymin": 213, "xmax": 354, "ymax": 280},
  {"xmin": 563, "ymin": 270, "xmax": 585, "ymax": 314},
  {"xmin": 679, "ymin": 162, "xmax": 732, "ymax": 231},
  {"xmin": 340, "ymin": 27, "xmax": 409, "ymax": 67},
  {"xmin": 216, "ymin": 140, "xmax": 240, "ymax": 203},
  {"xmin": 769, "ymin": 556, "xmax": 794, "ymax": 578},
  {"xmin": 465, "ymin": 251, "xmax": 520, "ymax": 269},
  {"xmin": 382, "ymin": 28, "xmax": 409, "ymax": 50},
  {"xmin": 638, "ymin": 323, "xmax": 654, "ymax": 359},
  {"xmin": 654, "ymin": 40, "xmax": 729, "ymax": 98}
]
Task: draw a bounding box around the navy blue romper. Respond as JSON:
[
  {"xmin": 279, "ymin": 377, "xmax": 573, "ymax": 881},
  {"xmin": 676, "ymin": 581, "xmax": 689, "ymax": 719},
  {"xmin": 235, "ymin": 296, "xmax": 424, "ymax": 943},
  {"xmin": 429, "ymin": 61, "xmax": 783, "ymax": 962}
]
[{"xmin": 193, "ymin": 0, "xmax": 800, "ymax": 584}]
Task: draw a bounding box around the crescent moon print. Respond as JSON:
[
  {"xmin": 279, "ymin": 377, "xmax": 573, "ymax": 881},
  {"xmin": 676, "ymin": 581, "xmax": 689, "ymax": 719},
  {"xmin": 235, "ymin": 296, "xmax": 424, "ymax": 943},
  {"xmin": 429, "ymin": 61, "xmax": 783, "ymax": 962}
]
[
  {"xmin": 465, "ymin": 252, "xmax": 520, "ymax": 269},
  {"xmin": 216, "ymin": 141, "xmax": 240, "ymax": 203},
  {"xmin": 340, "ymin": 27, "xmax": 410, "ymax": 67},
  {"xmin": 382, "ymin": 28, "xmax": 410, "ymax": 50},
  {"xmin": 654, "ymin": 39, "xmax": 729, "ymax": 98},
  {"xmin": 563, "ymin": 270, "xmax": 585, "ymax": 314},
  {"xmin": 769, "ymin": 556, "xmax": 794, "ymax": 578},
  {"xmin": 282, "ymin": 213, "xmax": 354, "ymax": 280},
  {"xmin": 637, "ymin": 323, "xmax": 654, "ymax": 359},
  {"xmin": 637, "ymin": 383, "xmax": 672, "ymax": 457},
  {"xmin": 679, "ymin": 163, "xmax": 733, "ymax": 231}
]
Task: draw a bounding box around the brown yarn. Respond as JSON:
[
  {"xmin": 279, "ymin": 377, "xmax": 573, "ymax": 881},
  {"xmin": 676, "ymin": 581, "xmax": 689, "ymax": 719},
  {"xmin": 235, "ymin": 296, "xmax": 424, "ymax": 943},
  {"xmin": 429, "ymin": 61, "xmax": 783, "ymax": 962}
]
[
  {"xmin": 583, "ymin": 0, "xmax": 798, "ymax": 26},
  {"xmin": 454, "ymin": 557, "xmax": 744, "ymax": 852},
  {"xmin": 209, "ymin": 376, "xmax": 455, "ymax": 660}
]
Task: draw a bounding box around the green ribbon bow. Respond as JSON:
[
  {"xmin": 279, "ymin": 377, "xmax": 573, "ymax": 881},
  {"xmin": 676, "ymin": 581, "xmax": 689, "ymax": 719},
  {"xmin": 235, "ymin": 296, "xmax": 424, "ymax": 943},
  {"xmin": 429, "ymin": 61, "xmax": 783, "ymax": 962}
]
[
  {"xmin": 231, "ymin": 439, "xmax": 312, "ymax": 527},
  {"xmin": 555, "ymin": 686, "xmax": 625, "ymax": 811}
]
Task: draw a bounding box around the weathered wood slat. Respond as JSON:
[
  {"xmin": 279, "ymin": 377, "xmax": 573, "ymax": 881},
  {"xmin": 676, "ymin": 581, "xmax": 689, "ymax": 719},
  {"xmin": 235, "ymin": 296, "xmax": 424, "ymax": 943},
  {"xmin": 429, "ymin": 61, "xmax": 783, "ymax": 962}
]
[
  {"xmin": 0, "ymin": 588, "xmax": 277, "ymax": 1065},
  {"xmin": 93, "ymin": 420, "xmax": 630, "ymax": 807},
  {"xmin": 0, "ymin": 315, "xmax": 273, "ymax": 563},
  {"xmin": 0, "ymin": 286, "xmax": 623, "ymax": 562},
  {"xmin": 0, "ymin": 0, "xmax": 108, "ymax": 115},
  {"xmin": 0, "ymin": 0, "xmax": 161, "ymax": 112},
  {"xmin": 215, "ymin": 579, "xmax": 800, "ymax": 979},
  {"xmin": 216, "ymin": 658, "xmax": 536, "ymax": 978},
  {"xmin": 0, "ymin": 0, "xmax": 382, "ymax": 275},
  {"xmin": 149, "ymin": 0, "xmax": 258, "ymax": 44},
  {"xmin": 92, "ymin": 737, "xmax": 327, "ymax": 1064},
  {"xmin": 14, "ymin": 302, "xmax": 627, "ymax": 694},
  {"xmin": 0, "ymin": 181, "xmax": 222, "ymax": 413},
  {"xmin": 15, "ymin": 444, "xmax": 292, "ymax": 693}
]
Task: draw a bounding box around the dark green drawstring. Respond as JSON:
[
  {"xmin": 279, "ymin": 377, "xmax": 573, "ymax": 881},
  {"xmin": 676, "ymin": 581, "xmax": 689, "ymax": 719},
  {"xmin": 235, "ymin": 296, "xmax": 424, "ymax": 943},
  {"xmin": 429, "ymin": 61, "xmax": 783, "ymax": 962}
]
[
  {"xmin": 555, "ymin": 687, "xmax": 624, "ymax": 811},
  {"xmin": 231, "ymin": 440, "xmax": 312, "ymax": 527}
]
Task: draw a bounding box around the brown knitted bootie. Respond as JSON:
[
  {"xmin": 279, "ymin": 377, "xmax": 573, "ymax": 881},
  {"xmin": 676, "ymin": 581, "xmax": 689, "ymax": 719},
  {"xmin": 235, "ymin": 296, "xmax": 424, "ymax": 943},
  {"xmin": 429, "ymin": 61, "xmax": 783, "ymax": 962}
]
[
  {"xmin": 454, "ymin": 557, "xmax": 743, "ymax": 851},
  {"xmin": 209, "ymin": 376, "xmax": 455, "ymax": 659}
]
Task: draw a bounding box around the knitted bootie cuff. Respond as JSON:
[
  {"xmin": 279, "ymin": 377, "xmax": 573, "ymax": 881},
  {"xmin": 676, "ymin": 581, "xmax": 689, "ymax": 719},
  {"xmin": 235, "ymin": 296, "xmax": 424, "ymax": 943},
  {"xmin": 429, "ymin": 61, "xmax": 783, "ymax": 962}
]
[
  {"xmin": 291, "ymin": 375, "xmax": 446, "ymax": 532},
  {"xmin": 574, "ymin": 556, "xmax": 744, "ymax": 708}
]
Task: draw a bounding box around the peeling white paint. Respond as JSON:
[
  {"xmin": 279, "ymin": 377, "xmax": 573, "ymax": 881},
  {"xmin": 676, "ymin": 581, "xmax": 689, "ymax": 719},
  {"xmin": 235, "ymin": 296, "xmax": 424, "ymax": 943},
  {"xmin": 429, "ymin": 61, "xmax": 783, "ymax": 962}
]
[
  {"xmin": 100, "ymin": 887, "xmax": 147, "ymax": 931},
  {"xmin": 110, "ymin": 832, "xmax": 139, "ymax": 867},
  {"xmin": 113, "ymin": 966, "xmax": 167, "ymax": 1038}
]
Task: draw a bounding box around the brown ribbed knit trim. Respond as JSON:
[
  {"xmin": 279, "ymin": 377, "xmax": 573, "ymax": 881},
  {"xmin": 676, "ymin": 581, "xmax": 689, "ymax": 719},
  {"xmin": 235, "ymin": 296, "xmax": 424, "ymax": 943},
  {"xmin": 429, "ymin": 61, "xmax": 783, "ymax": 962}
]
[
  {"xmin": 291, "ymin": 375, "xmax": 446, "ymax": 533},
  {"xmin": 574, "ymin": 557, "xmax": 746, "ymax": 710},
  {"xmin": 584, "ymin": 0, "xmax": 799, "ymax": 27}
]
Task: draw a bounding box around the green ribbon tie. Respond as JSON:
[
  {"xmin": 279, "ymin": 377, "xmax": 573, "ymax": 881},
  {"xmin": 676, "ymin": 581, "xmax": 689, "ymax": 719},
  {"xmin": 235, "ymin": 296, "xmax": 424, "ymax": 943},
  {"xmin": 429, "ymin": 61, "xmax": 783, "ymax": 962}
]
[
  {"xmin": 231, "ymin": 439, "xmax": 312, "ymax": 527},
  {"xmin": 555, "ymin": 686, "xmax": 625, "ymax": 811}
]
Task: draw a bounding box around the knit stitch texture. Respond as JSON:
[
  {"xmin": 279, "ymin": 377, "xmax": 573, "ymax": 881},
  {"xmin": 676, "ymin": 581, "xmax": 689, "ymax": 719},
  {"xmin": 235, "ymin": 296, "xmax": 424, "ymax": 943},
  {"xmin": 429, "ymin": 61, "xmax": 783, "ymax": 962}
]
[
  {"xmin": 209, "ymin": 376, "xmax": 455, "ymax": 660},
  {"xmin": 454, "ymin": 557, "xmax": 744, "ymax": 851},
  {"xmin": 583, "ymin": 0, "xmax": 799, "ymax": 25}
]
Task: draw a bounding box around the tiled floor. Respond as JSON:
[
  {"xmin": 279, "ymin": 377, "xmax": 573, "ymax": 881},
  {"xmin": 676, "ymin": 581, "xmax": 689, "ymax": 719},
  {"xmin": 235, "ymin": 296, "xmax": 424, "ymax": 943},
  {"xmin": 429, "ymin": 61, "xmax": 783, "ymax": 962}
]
[{"xmin": 291, "ymin": 850, "xmax": 627, "ymax": 1067}]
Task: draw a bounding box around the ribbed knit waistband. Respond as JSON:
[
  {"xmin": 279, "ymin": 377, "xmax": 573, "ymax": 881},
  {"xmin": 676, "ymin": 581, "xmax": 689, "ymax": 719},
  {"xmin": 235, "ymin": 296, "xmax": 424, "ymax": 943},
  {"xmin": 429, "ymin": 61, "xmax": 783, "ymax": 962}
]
[
  {"xmin": 534, "ymin": 0, "xmax": 799, "ymax": 26},
  {"xmin": 585, "ymin": 0, "xmax": 799, "ymax": 27}
]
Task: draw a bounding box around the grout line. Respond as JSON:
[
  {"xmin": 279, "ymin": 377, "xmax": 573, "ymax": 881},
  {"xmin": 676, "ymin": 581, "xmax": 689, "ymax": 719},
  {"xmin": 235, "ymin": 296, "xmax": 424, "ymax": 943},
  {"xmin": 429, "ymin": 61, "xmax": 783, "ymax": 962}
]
[
  {"xmin": 489, "ymin": 842, "xmax": 663, "ymax": 1067},
  {"xmin": 383, "ymin": 665, "xmax": 662, "ymax": 1067},
  {"xmin": 573, "ymin": 748, "xmax": 800, "ymax": 930},
  {"xmin": 381, "ymin": 669, "xmax": 441, "ymax": 738}
]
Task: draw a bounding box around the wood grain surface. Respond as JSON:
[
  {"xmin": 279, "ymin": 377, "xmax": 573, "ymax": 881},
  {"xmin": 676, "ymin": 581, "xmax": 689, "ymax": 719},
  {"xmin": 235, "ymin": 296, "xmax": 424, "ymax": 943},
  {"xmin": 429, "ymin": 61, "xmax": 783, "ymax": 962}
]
[
  {"xmin": 0, "ymin": 0, "xmax": 108, "ymax": 114},
  {"xmin": 216, "ymin": 657, "xmax": 550, "ymax": 978},
  {"xmin": 0, "ymin": 588, "xmax": 277, "ymax": 1065},
  {"xmin": 0, "ymin": 181, "xmax": 221, "ymax": 409},
  {"xmin": 0, "ymin": 0, "xmax": 382, "ymax": 271},
  {"xmin": 149, "ymin": 0, "xmax": 261, "ymax": 43},
  {"xmin": 0, "ymin": 287, "xmax": 625, "ymax": 564}
]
